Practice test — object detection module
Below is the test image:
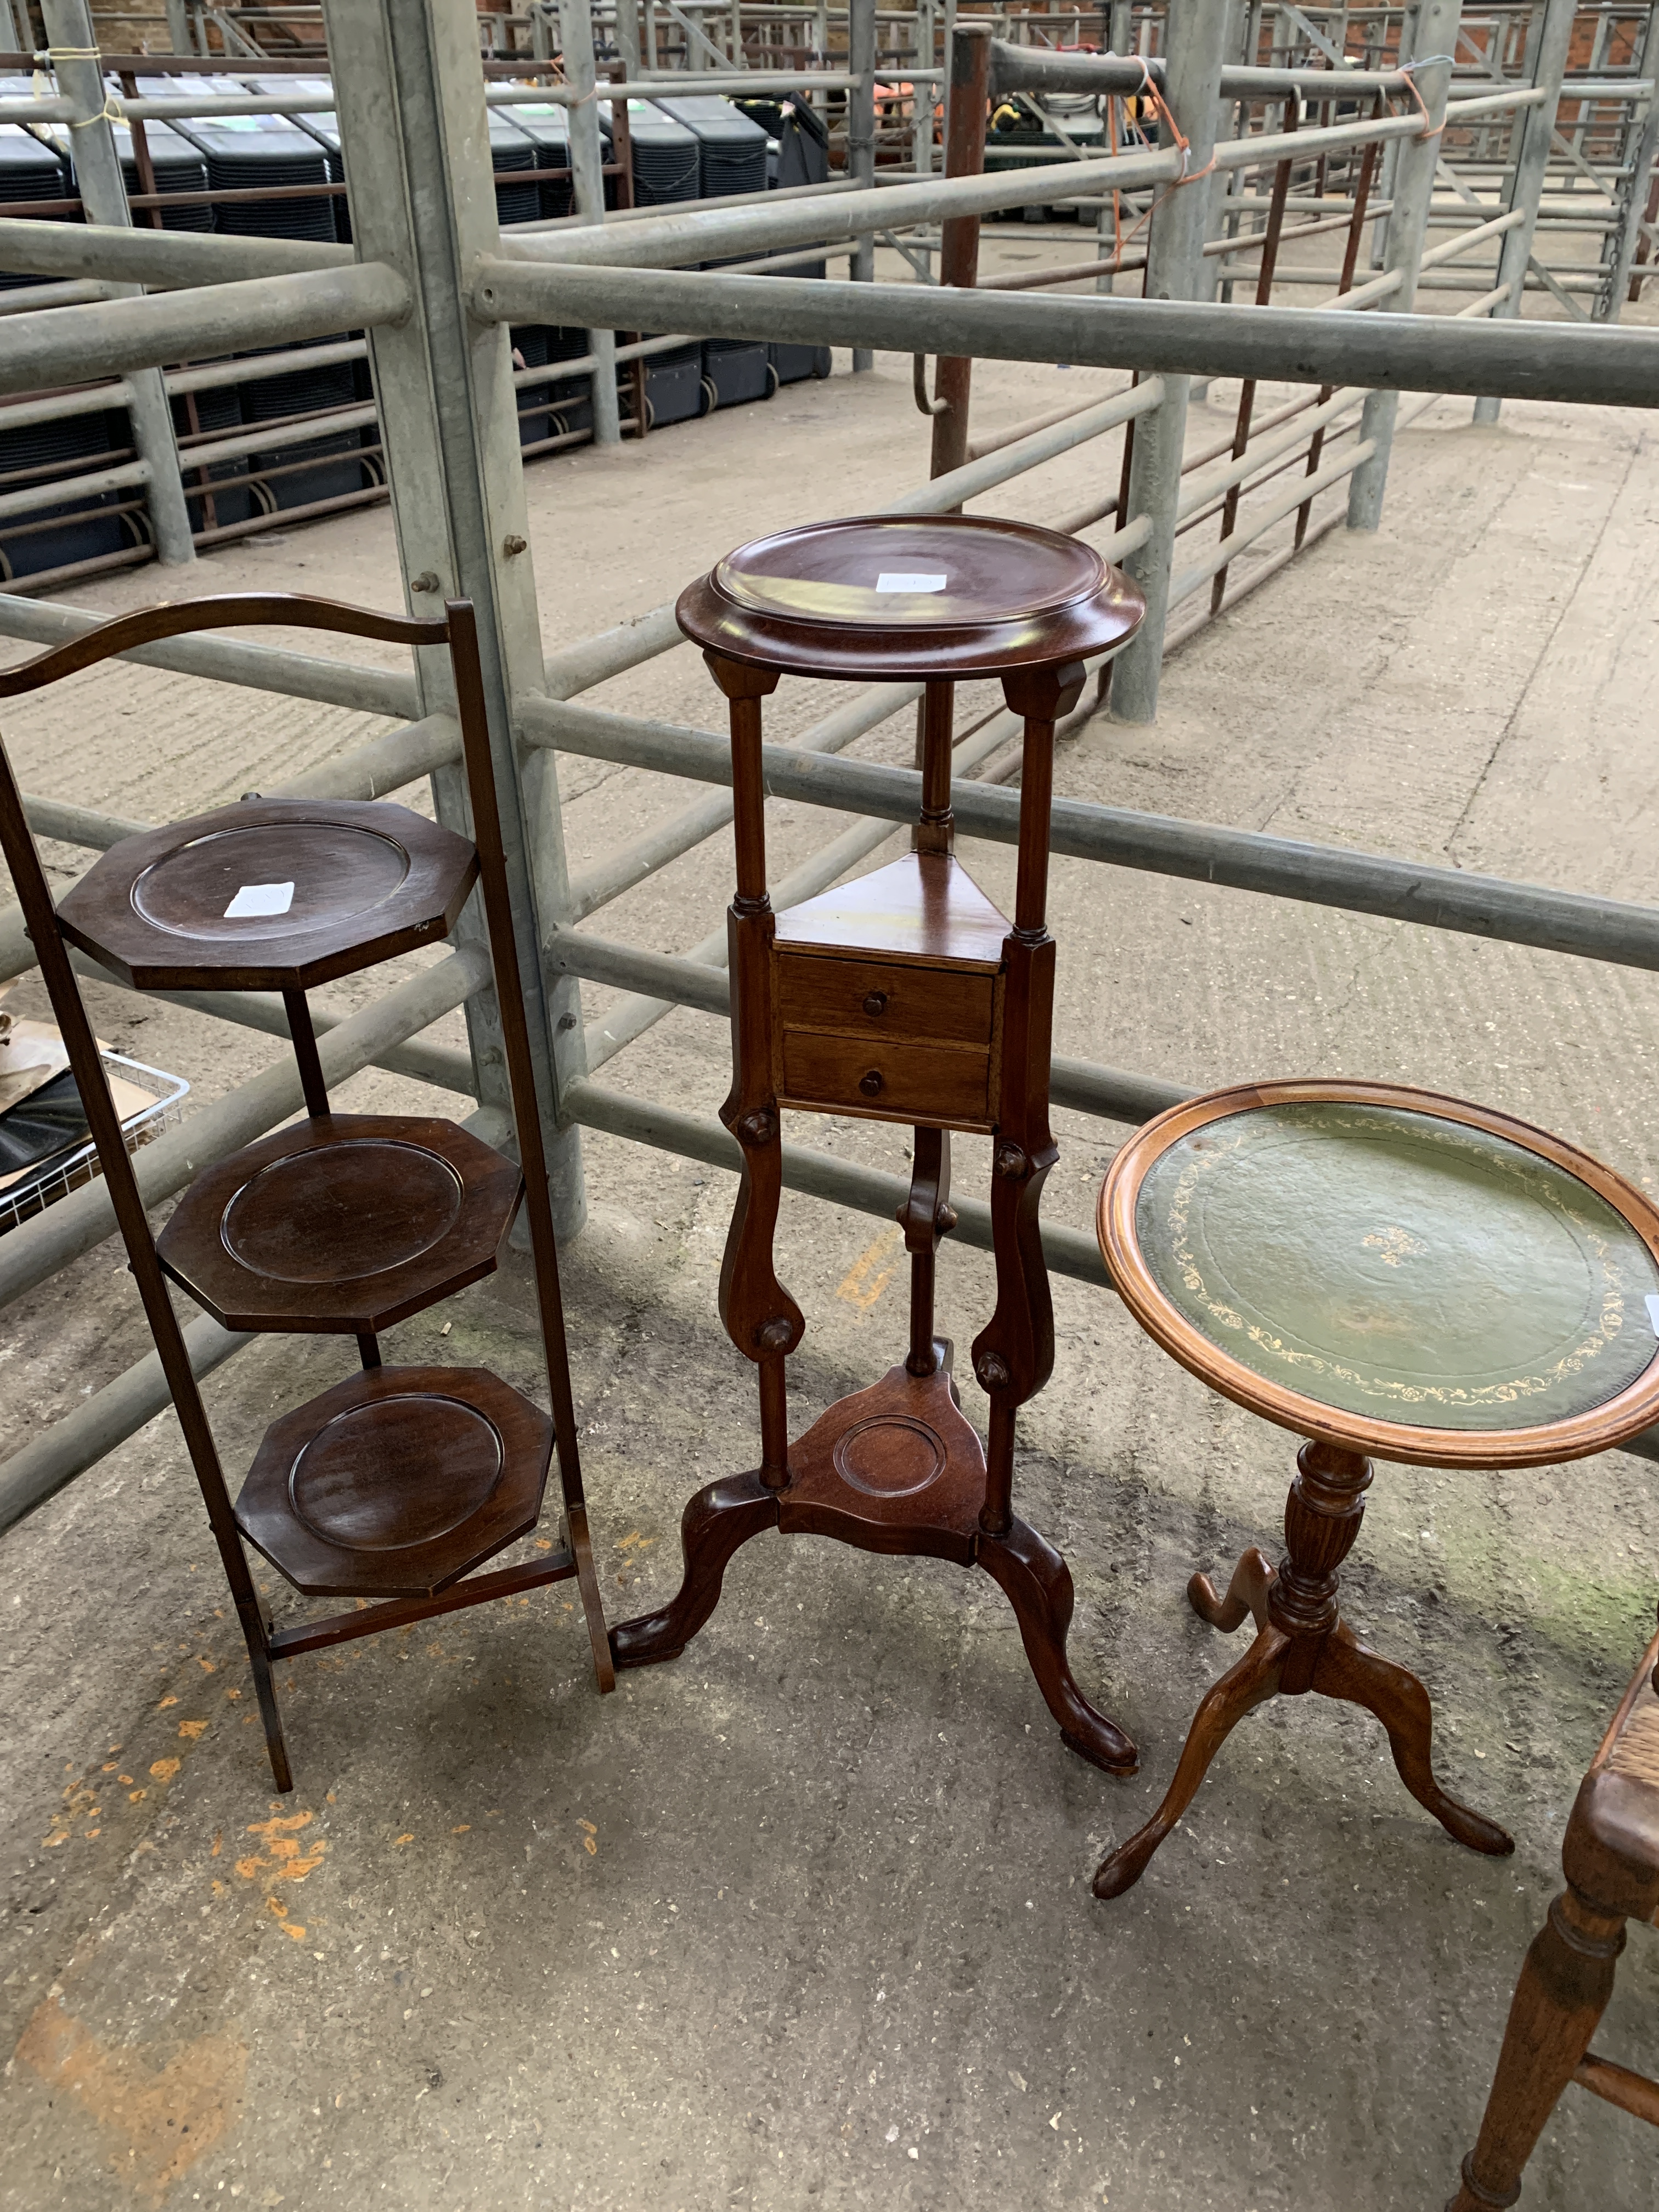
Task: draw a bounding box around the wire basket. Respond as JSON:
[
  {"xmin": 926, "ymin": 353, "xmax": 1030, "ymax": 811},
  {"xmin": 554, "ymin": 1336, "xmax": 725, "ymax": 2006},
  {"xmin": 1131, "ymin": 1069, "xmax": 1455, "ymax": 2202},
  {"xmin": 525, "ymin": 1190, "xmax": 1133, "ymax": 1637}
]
[{"xmin": 0, "ymin": 1051, "xmax": 190, "ymax": 1236}]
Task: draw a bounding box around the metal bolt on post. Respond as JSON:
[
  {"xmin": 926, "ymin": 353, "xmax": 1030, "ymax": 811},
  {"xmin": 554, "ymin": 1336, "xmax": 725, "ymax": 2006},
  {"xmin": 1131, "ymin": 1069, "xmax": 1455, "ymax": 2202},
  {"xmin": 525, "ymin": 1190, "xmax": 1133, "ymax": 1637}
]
[
  {"xmin": 849, "ymin": 0, "xmax": 877, "ymax": 369},
  {"xmin": 323, "ymin": 0, "xmax": 588, "ymax": 1238},
  {"xmin": 561, "ymin": 0, "xmax": 623, "ymax": 445},
  {"xmin": 1347, "ymin": 0, "xmax": 1464, "ymax": 528},
  {"xmin": 1473, "ymin": 0, "xmax": 1574, "ymax": 425},
  {"xmin": 42, "ymin": 0, "xmax": 196, "ymax": 568},
  {"xmin": 1109, "ymin": 0, "xmax": 1233, "ymax": 727}
]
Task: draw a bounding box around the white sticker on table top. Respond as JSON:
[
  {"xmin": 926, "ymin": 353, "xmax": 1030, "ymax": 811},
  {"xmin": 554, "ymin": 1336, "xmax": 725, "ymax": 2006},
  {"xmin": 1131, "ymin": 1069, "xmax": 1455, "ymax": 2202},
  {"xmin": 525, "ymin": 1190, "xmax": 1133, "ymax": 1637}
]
[
  {"xmin": 1647, "ymin": 1292, "xmax": 1659, "ymax": 1339},
  {"xmin": 224, "ymin": 881, "xmax": 295, "ymax": 919},
  {"xmin": 876, "ymin": 572, "xmax": 947, "ymax": 594}
]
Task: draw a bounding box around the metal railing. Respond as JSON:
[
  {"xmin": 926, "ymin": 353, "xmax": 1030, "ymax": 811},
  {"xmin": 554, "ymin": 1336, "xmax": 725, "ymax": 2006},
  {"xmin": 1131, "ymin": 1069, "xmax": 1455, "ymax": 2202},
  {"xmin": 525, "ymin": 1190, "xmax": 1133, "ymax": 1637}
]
[{"xmin": 4, "ymin": 0, "xmax": 1659, "ymax": 1536}]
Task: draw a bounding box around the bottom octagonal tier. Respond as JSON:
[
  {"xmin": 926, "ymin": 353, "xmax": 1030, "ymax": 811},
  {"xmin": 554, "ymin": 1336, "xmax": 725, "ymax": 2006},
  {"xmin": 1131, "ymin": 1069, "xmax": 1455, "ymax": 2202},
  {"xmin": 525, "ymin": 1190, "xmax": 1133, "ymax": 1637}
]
[
  {"xmin": 157, "ymin": 1113, "xmax": 523, "ymax": 1334},
  {"xmin": 235, "ymin": 1364, "xmax": 555, "ymax": 1598}
]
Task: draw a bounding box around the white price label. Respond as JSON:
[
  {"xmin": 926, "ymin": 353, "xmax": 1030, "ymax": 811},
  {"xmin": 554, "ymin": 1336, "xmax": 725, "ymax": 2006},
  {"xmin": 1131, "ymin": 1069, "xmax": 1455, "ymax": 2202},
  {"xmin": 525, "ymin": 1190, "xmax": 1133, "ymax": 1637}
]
[
  {"xmin": 224, "ymin": 881, "xmax": 295, "ymax": 919},
  {"xmin": 876, "ymin": 572, "xmax": 947, "ymax": 594}
]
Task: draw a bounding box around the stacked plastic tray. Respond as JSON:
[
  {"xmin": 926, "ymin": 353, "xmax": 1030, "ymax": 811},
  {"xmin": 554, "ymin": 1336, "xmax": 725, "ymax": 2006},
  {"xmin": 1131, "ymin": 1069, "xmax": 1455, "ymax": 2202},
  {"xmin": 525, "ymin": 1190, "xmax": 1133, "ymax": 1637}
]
[
  {"xmin": 652, "ymin": 96, "xmax": 772, "ymax": 410},
  {"xmin": 112, "ymin": 116, "xmax": 212, "ymax": 232},
  {"xmin": 618, "ymin": 103, "xmax": 706, "ymax": 429},
  {"xmin": 496, "ymin": 102, "xmax": 589, "ymax": 442},
  {"xmin": 0, "ymin": 103, "xmax": 138, "ymax": 582}
]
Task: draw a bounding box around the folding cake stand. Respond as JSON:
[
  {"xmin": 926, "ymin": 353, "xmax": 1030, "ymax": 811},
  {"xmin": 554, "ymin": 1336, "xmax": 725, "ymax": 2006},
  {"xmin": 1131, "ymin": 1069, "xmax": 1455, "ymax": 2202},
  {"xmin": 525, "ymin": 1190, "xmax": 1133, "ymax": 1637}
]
[
  {"xmin": 0, "ymin": 593, "xmax": 612, "ymax": 1789},
  {"xmin": 610, "ymin": 515, "xmax": 1147, "ymax": 1774}
]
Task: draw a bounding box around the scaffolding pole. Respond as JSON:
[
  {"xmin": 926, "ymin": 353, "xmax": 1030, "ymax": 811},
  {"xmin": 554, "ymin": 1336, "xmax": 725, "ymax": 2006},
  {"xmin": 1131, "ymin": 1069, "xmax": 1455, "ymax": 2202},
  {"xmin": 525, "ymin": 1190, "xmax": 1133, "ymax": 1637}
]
[{"xmin": 322, "ymin": 0, "xmax": 589, "ymax": 1235}]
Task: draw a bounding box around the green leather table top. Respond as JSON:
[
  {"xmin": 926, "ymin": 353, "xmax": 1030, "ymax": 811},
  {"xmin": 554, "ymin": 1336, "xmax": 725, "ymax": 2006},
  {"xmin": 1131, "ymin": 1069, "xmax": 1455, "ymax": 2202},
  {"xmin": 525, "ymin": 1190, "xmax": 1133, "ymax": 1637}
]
[{"xmin": 1133, "ymin": 1099, "xmax": 1659, "ymax": 1432}]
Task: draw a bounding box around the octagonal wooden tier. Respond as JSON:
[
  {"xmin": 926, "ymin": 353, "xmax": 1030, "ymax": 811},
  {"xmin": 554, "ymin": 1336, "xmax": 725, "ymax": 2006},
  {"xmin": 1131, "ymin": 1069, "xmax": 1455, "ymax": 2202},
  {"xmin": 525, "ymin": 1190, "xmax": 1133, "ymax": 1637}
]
[
  {"xmin": 674, "ymin": 512, "xmax": 1146, "ymax": 681},
  {"xmin": 1099, "ymin": 1077, "xmax": 1659, "ymax": 1470},
  {"xmin": 236, "ymin": 1364, "xmax": 555, "ymax": 1599},
  {"xmin": 55, "ymin": 797, "xmax": 478, "ymax": 992},
  {"xmin": 156, "ymin": 1113, "xmax": 523, "ymax": 1335}
]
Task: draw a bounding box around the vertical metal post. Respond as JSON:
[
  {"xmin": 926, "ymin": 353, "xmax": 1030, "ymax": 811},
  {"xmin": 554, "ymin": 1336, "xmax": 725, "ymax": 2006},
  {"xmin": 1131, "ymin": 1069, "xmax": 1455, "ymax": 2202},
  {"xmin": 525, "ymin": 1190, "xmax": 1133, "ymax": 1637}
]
[
  {"xmin": 1192, "ymin": 0, "xmax": 1255, "ymax": 399},
  {"xmin": 561, "ymin": 0, "xmax": 623, "ymax": 445},
  {"xmin": 849, "ymin": 0, "xmax": 877, "ymax": 369},
  {"xmin": 1596, "ymin": 5, "xmax": 1659, "ymax": 324},
  {"xmin": 163, "ymin": 0, "xmax": 195, "ymax": 51},
  {"xmin": 321, "ymin": 0, "xmax": 588, "ymax": 1239},
  {"xmin": 1107, "ymin": 0, "xmax": 1231, "ymax": 727},
  {"xmin": 1346, "ymin": 0, "xmax": 1462, "ymax": 529},
  {"xmin": 912, "ymin": 0, "xmax": 935, "ymax": 172},
  {"xmin": 614, "ymin": 0, "xmax": 643, "ymax": 76},
  {"xmin": 1472, "ymin": 0, "xmax": 1573, "ymax": 419},
  {"xmin": 42, "ymin": 0, "xmax": 196, "ymax": 569},
  {"xmin": 644, "ymin": 0, "xmax": 659, "ymax": 70},
  {"xmin": 530, "ymin": 1, "xmax": 556, "ymax": 60},
  {"xmin": 928, "ymin": 21, "xmax": 989, "ymax": 480}
]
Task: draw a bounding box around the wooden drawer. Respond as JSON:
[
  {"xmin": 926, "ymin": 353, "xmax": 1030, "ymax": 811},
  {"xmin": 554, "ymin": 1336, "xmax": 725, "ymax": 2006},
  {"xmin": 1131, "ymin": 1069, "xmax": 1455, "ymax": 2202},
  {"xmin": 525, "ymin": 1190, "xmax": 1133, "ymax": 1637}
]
[
  {"xmin": 780, "ymin": 1028, "xmax": 992, "ymax": 1126},
  {"xmin": 774, "ymin": 950, "xmax": 995, "ymax": 1046}
]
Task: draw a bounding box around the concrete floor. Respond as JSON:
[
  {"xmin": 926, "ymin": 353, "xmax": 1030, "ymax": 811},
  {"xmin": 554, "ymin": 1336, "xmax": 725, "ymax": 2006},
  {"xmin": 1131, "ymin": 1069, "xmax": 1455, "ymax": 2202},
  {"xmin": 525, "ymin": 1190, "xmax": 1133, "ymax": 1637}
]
[{"xmin": 2, "ymin": 264, "xmax": 1657, "ymax": 2210}]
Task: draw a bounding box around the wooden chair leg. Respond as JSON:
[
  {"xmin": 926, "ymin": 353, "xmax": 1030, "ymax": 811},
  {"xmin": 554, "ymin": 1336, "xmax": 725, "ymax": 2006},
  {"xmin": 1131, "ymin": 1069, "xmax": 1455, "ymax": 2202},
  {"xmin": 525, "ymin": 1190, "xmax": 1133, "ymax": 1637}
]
[
  {"xmin": 1447, "ymin": 1889, "xmax": 1628, "ymax": 2211},
  {"xmin": 1093, "ymin": 1622, "xmax": 1290, "ymax": 1898},
  {"xmin": 1189, "ymin": 1544, "xmax": 1277, "ymax": 1634},
  {"xmin": 1314, "ymin": 1620, "xmax": 1514, "ymax": 1857}
]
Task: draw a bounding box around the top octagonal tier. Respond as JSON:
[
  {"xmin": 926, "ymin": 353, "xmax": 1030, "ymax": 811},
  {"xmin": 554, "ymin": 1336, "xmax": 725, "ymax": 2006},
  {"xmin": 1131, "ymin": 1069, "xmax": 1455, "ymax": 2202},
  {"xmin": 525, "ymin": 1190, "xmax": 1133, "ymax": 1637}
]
[
  {"xmin": 675, "ymin": 512, "xmax": 1146, "ymax": 682},
  {"xmin": 56, "ymin": 798, "xmax": 479, "ymax": 992}
]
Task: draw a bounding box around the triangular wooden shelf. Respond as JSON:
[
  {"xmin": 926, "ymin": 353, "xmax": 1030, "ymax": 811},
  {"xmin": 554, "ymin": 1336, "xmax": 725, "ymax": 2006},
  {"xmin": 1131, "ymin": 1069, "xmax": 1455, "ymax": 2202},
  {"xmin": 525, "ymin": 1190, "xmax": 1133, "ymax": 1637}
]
[{"xmin": 774, "ymin": 851, "xmax": 1008, "ymax": 969}]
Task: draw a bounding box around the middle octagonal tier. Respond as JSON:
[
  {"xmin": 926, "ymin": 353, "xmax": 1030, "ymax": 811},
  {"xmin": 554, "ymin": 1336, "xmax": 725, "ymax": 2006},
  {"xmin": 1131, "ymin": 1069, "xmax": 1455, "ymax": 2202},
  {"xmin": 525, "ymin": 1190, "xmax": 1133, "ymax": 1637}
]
[{"xmin": 157, "ymin": 1113, "xmax": 523, "ymax": 1334}]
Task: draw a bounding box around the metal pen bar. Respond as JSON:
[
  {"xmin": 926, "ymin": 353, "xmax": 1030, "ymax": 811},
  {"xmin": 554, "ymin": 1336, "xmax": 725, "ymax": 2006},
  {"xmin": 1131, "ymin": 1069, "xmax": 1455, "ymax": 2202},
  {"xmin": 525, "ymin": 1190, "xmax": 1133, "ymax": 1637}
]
[
  {"xmin": 471, "ymin": 262, "xmax": 1659, "ymax": 408},
  {"xmin": 516, "ymin": 702, "xmax": 1659, "ymax": 974}
]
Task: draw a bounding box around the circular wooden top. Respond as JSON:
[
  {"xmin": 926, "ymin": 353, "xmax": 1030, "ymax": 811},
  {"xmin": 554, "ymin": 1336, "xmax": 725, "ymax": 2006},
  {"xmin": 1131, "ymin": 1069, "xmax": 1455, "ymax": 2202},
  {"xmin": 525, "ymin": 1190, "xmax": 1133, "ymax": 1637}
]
[
  {"xmin": 1098, "ymin": 1079, "xmax": 1659, "ymax": 1469},
  {"xmin": 56, "ymin": 798, "xmax": 478, "ymax": 993},
  {"xmin": 676, "ymin": 514, "xmax": 1146, "ymax": 680}
]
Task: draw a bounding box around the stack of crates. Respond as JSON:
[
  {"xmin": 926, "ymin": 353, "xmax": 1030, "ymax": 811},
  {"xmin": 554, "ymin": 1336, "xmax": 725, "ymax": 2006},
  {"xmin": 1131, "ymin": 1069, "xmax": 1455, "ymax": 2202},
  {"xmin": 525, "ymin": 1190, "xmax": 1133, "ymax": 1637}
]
[
  {"xmin": 154, "ymin": 83, "xmax": 369, "ymax": 517},
  {"xmin": 0, "ymin": 103, "xmax": 135, "ymax": 583},
  {"xmin": 652, "ymin": 95, "xmax": 772, "ymax": 410},
  {"xmin": 498, "ymin": 102, "xmax": 591, "ymax": 444},
  {"xmin": 618, "ymin": 102, "xmax": 706, "ymax": 428}
]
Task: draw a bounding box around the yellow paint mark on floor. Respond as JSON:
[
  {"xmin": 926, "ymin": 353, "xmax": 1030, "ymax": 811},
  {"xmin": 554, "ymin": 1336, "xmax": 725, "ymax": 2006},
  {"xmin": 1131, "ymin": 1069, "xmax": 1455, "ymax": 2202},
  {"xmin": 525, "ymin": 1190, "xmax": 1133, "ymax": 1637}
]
[
  {"xmin": 837, "ymin": 1224, "xmax": 904, "ymax": 1313},
  {"xmin": 177, "ymin": 1721, "xmax": 208, "ymax": 1741},
  {"xmin": 14, "ymin": 1996, "xmax": 246, "ymax": 2207}
]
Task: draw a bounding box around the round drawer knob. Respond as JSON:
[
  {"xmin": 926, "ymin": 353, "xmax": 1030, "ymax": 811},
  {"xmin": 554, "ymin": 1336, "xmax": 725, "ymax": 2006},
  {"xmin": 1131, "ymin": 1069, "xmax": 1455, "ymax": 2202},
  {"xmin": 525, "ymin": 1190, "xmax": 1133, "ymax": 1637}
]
[
  {"xmin": 862, "ymin": 991, "xmax": 888, "ymax": 1018},
  {"xmin": 859, "ymin": 1068, "xmax": 884, "ymax": 1097}
]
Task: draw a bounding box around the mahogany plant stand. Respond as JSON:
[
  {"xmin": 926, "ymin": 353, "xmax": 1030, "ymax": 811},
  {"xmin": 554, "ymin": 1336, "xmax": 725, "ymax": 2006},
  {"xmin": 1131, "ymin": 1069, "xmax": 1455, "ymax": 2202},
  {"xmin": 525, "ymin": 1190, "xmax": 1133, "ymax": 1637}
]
[
  {"xmin": 0, "ymin": 593, "xmax": 612, "ymax": 1791},
  {"xmin": 1091, "ymin": 1077, "xmax": 1659, "ymax": 1897},
  {"xmin": 610, "ymin": 515, "xmax": 1147, "ymax": 1774}
]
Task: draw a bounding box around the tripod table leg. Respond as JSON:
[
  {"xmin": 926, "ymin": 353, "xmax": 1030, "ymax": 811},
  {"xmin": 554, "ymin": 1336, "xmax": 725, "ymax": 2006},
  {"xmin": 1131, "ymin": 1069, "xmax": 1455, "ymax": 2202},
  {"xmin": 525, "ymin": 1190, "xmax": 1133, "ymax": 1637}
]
[
  {"xmin": 1092, "ymin": 1623, "xmax": 1291, "ymax": 1899},
  {"xmin": 1313, "ymin": 1620, "xmax": 1514, "ymax": 1857},
  {"xmin": 610, "ymin": 1471, "xmax": 780, "ymax": 1669},
  {"xmin": 978, "ymin": 1518, "xmax": 1139, "ymax": 1775},
  {"xmin": 1189, "ymin": 1545, "xmax": 1277, "ymax": 1634}
]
